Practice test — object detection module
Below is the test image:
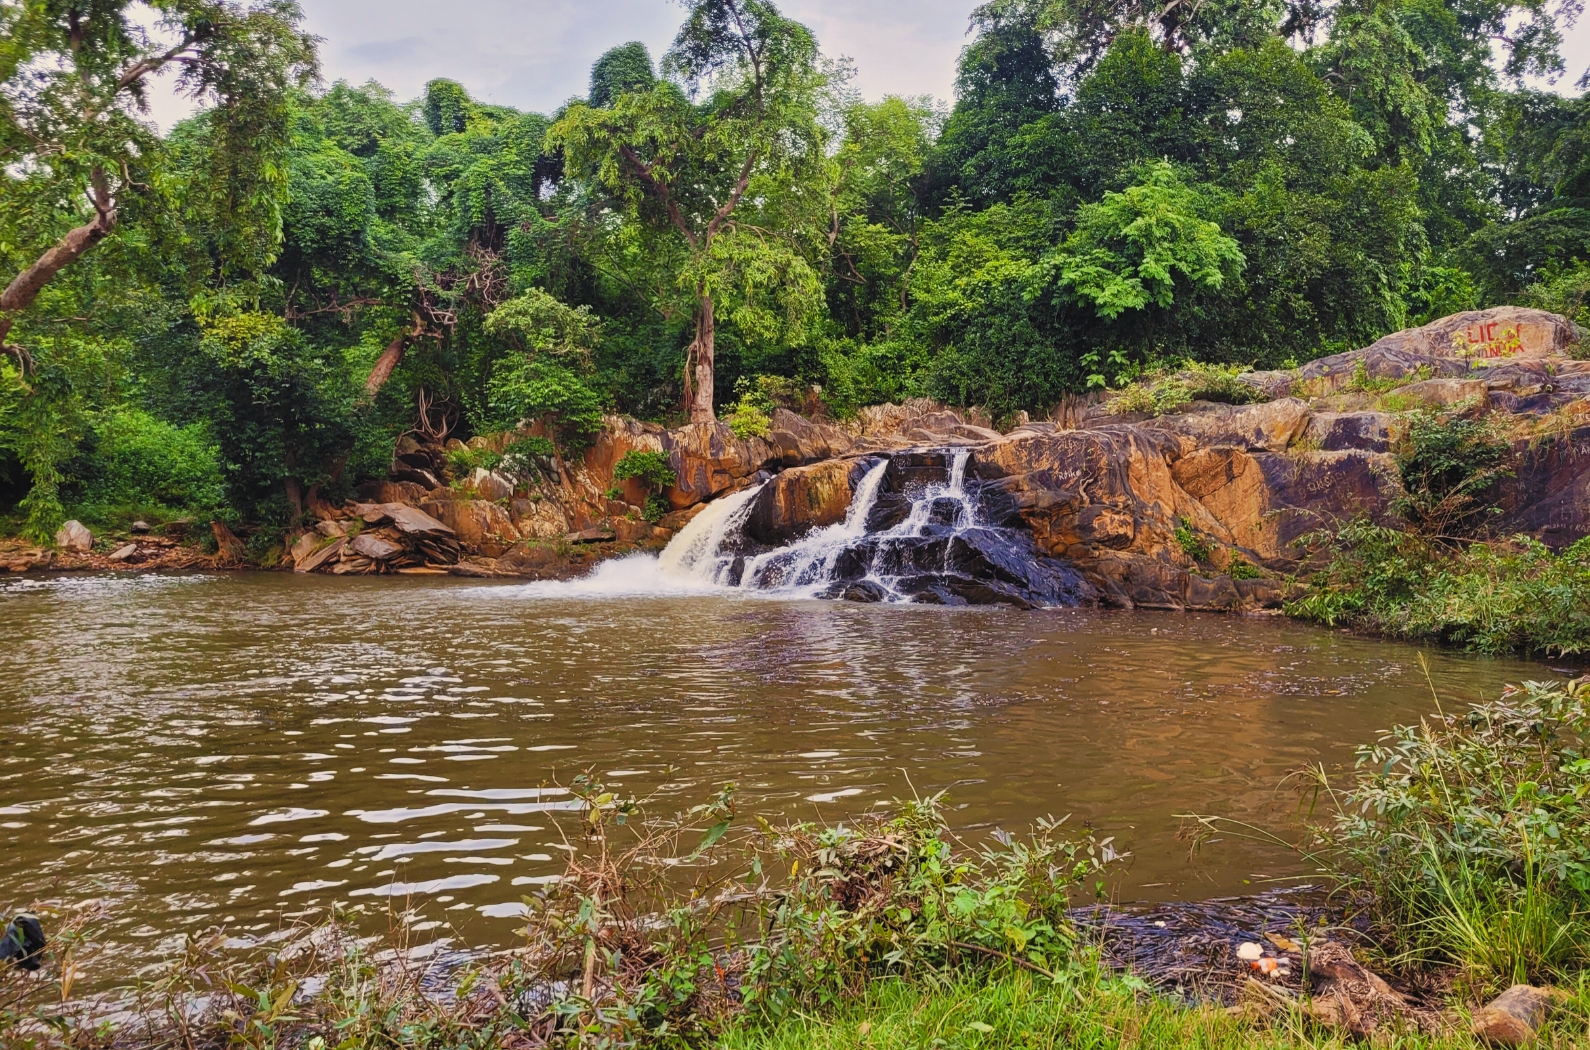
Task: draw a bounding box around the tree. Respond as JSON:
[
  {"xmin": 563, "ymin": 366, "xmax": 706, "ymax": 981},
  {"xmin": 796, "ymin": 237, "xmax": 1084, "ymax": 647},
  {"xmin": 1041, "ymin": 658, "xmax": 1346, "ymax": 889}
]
[
  {"xmin": 0, "ymin": 0, "xmax": 317, "ymax": 360},
  {"xmin": 549, "ymin": 1, "xmax": 828, "ymax": 422},
  {"xmin": 1033, "ymin": 162, "xmax": 1246, "ymax": 319},
  {"xmin": 589, "ymin": 42, "xmax": 657, "ymax": 107}
]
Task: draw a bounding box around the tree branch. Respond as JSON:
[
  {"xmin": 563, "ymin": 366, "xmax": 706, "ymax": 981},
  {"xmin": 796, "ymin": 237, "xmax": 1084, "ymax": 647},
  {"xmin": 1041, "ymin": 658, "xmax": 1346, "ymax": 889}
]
[
  {"xmin": 620, "ymin": 145, "xmax": 699, "ymax": 247},
  {"xmin": 704, "ymin": 150, "xmax": 757, "ymax": 245},
  {"xmin": 0, "ymin": 166, "xmax": 118, "ymax": 346},
  {"xmin": 116, "ymin": 36, "xmax": 201, "ymax": 92}
]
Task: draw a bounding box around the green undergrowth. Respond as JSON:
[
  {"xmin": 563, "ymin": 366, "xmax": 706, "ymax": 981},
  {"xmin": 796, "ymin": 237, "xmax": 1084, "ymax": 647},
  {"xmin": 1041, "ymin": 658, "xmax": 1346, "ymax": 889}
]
[
  {"xmin": 1108, "ymin": 361, "xmax": 1267, "ymax": 417},
  {"xmin": 1288, "ymin": 523, "xmax": 1590, "ymax": 656},
  {"xmin": 1316, "ymin": 677, "xmax": 1590, "ymax": 990},
  {"xmin": 1288, "ymin": 405, "xmax": 1590, "ymax": 657}
]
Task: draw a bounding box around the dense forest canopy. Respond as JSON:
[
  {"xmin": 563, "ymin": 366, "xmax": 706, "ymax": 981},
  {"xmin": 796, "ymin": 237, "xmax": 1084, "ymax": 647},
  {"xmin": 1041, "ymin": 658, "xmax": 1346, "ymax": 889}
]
[{"xmin": 1, "ymin": 0, "xmax": 1588, "ymax": 540}]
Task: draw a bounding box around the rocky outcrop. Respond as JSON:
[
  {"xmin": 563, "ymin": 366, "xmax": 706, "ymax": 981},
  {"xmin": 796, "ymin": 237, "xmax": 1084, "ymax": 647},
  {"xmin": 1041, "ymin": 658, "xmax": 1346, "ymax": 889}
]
[
  {"xmin": 726, "ymin": 308, "xmax": 1589, "ymax": 610},
  {"xmin": 272, "ymin": 306, "xmax": 1590, "ymax": 598}
]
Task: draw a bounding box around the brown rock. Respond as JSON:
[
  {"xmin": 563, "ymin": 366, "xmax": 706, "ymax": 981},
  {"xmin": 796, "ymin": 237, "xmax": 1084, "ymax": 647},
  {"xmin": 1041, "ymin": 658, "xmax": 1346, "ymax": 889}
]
[
  {"xmin": 107, "ymin": 543, "xmax": 139, "ymax": 563},
  {"xmin": 293, "ymin": 536, "xmax": 345, "ymax": 574},
  {"xmin": 744, "ymin": 458, "xmax": 859, "ymax": 544},
  {"xmin": 566, "ymin": 526, "xmax": 616, "ymax": 543},
  {"xmin": 350, "ymin": 533, "xmax": 403, "ymax": 561},
  {"xmin": 356, "ymin": 503, "xmax": 456, "ymax": 536},
  {"xmin": 612, "ymin": 518, "xmax": 656, "ymax": 544},
  {"xmin": 1472, "ymin": 985, "xmax": 1564, "ymax": 1045},
  {"xmin": 288, "ymin": 532, "xmax": 322, "ymax": 566},
  {"xmin": 1396, "ymin": 377, "xmax": 1490, "ymax": 409},
  {"xmin": 1146, "ymin": 398, "xmax": 1312, "ymax": 454},
  {"xmin": 468, "ymin": 468, "xmax": 515, "ymax": 502},
  {"xmin": 419, "ymin": 499, "xmax": 518, "ymax": 550},
  {"xmin": 1366, "ymin": 306, "xmax": 1577, "ymax": 361}
]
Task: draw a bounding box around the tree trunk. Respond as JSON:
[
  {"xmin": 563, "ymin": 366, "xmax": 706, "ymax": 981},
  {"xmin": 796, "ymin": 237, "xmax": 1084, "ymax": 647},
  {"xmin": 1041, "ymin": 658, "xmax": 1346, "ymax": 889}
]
[
  {"xmin": 688, "ymin": 295, "xmax": 716, "ymax": 423},
  {"xmin": 365, "ymin": 333, "xmax": 407, "ymax": 396}
]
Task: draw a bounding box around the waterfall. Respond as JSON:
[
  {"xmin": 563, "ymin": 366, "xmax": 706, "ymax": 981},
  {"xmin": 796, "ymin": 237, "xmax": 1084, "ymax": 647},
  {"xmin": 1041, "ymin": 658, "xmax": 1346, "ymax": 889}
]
[{"xmin": 651, "ymin": 447, "xmax": 1091, "ymax": 609}]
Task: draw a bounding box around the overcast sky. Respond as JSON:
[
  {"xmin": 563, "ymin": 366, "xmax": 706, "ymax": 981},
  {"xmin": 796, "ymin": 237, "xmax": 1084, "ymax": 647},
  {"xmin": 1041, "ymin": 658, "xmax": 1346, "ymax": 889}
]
[{"xmin": 143, "ymin": 0, "xmax": 1590, "ymax": 128}]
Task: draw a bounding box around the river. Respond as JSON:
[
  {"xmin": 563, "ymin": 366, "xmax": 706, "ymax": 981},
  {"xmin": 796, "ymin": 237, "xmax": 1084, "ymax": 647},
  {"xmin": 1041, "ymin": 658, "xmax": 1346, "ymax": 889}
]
[{"xmin": 0, "ymin": 569, "xmax": 1562, "ymax": 976}]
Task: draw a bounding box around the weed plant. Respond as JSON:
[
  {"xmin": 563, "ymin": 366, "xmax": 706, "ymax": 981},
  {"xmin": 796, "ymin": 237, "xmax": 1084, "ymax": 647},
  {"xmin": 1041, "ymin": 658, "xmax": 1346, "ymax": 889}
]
[{"xmin": 1316, "ymin": 678, "xmax": 1590, "ymax": 991}]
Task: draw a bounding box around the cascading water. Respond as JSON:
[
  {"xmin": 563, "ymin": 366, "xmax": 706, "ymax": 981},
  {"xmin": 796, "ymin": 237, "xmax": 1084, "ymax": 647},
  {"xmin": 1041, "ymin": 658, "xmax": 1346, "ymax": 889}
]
[{"xmin": 651, "ymin": 447, "xmax": 1093, "ymax": 609}]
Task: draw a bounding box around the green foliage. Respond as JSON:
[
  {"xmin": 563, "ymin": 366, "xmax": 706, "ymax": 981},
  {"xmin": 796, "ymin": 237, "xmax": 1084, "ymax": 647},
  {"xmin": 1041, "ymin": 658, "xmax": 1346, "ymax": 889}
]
[
  {"xmin": 66, "ymin": 409, "xmax": 225, "ymax": 526},
  {"xmin": 514, "ymin": 782, "xmax": 1121, "ymax": 1046},
  {"xmin": 486, "ymin": 358, "xmax": 605, "ymax": 449},
  {"xmin": 1173, "ymin": 517, "xmax": 1211, "ymax": 563},
  {"xmin": 1322, "ymin": 678, "xmax": 1590, "ymax": 987},
  {"xmin": 1393, "ymin": 409, "xmax": 1514, "ymax": 536},
  {"xmin": 589, "ymin": 42, "xmax": 657, "ymax": 107},
  {"xmin": 1288, "ymin": 523, "xmax": 1590, "ymax": 656},
  {"xmin": 1227, "ymin": 558, "xmax": 1264, "ymax": 580},
  {"xmin": 1108, "ymin": 361, "xmax": 1264, "ymax": 417},
  {"xmin": 612, "ymin": 450, "xmax": 677, "ymax": 490},
  {"xmin": 445, "ymin": 446, "xmax": 503, "ymax": 475},
  {"xmin": 1033, "ymin": 163, "xmax": 1246, "ymax": 320},
  {"xmin": 726, "ymin": 403, "xmax": 773, "ymax": 440}
]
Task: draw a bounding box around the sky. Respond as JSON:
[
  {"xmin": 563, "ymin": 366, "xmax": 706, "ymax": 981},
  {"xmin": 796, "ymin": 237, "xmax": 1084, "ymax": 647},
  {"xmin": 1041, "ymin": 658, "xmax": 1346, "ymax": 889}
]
[{"xmin": 143, "ymin": 0, "xmax": 1590, "ymax": 128}]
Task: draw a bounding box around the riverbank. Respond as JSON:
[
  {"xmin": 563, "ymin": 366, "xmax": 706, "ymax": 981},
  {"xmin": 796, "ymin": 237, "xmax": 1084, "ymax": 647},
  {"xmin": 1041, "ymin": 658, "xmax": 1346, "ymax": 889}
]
[{"xmin": 6, "ymin": 676, "xmax": 1587, "ymax": 1048}]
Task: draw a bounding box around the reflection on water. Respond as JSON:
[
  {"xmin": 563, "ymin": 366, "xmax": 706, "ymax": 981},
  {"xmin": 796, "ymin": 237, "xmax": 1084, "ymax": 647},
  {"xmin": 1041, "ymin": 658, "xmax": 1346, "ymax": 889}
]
[{"xmin": 0, "ymin": 570, "xmax": 1565, "ymax": 975}]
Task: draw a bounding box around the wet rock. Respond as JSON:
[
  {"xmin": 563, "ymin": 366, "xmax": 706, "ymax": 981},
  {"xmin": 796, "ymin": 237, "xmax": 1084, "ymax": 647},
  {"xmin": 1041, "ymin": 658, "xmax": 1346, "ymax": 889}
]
[
  {"xmin": 54, "ymin": 520, "xmax": 92, "ymax": 552},
  {"xmin": 1472, "ymin": 985, "xmax": 1565, "ymax": 1045},
  {"xmin": 743, "ymin": 458, "xmax": 862, "ymax": 544}
]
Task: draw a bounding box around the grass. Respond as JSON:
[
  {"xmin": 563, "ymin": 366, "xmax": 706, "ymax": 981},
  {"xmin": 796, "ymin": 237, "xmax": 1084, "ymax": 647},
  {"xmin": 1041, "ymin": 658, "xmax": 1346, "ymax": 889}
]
[{"xmin": 720, "ymin": 970, "xmax": 1590, "ymax": 1050}]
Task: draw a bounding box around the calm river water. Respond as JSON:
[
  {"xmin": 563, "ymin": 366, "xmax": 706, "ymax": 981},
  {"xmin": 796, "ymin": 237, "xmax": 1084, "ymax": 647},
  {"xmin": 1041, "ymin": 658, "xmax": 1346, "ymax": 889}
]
[{"xmin": 0, "ymin": 569, "xmax": 1567, "ymax": 975}]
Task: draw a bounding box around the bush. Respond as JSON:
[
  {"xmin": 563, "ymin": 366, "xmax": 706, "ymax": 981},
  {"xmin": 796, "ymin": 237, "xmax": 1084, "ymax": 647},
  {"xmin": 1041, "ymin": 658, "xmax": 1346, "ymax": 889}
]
[
  {"xmin": 67, "ymin": 409, "xmax": 225, "ymax": 525},
  {"xmin": 1108, "ymin": 361, "xmax": 1265, "ymax": 417},
  {"xmin": 612, "ymin": 449, "xmax": 676, "ymax": 522},
  {"xmin": 445, "ymin": 445, "xmax": 503, "ymax": 476},
  {"xmin": 1174, "ymin": 517, "xmax": 1210, "ymax": 563},
  {"xmin": 511, "ymin": 781, "xmax": 1122, "ymax": 1046},
  {"xmin": 726, "ymin": 403, "xmax": 772, "ymax": 440},
  {"xmin": 1320, "ymin": 678, "xmax": 1590, "ymax": 988},
  {"xmin": 1288, "ymin": 523, "xmax": 1590, "ymax": 656},
  {"xmin": 1393, "ymin": 408, "xmax": 1513, "ymax": 537}
]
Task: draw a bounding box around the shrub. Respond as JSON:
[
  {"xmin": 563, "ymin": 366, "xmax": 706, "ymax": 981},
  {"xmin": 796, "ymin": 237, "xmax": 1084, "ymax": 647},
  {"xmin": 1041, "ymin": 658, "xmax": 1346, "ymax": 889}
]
[
  {"xmin": 612, "ymin": 449, "xmax": 676, "ymax": 522},
  {"xmin": 1393, "ymin": 407, "xmax": 1513, "ymax": 537},
  {"xmin": 1320, "ymin": 678, "xmax": 1590, "ymax": 987},
  {"xmin": 1288, "ymin": 523, "xmax": 1590, "ymax": 656},
  {"xmin": 67, "ymin": 409, "xmax": 225, "ymax": 525},
  {"xmin": 726, "ymin": 403, "xmax": 772, "ymax": 440},
  {"xmin": 611, "ymin": 449, "xmax": 676, "ymax": 490},
  {"xmin": 445, "ymin": 445, "xmax": 503, "ymax": 476},
  {"xmin": 500, "ymin": 435, "xmax": 557, "ymax": 475},
  {"xmin": 1174, "ymin": 517, "xmax": 1210, "ymax": 563},
  {"xmin": 512, "ymin": 781, "xmax": 1122, "ymax": 1046},
  {"xmin": 1108, "ymin": 360, "xmax": 1264, "ymax": 417},
  {"xmin": 1227, "ymin": 558, "xmax": 1264, "ymax": 580}
]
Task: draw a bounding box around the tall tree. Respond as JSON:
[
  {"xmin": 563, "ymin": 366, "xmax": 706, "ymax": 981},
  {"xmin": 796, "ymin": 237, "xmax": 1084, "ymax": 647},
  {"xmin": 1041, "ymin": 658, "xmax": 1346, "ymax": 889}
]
[
  {"xmin": 0, "ymin": 0, "xmax": 317, "ymax": 360},
  {"xmin": 550, "ymin": 1, "xmax": 828, "ymax": 422}
]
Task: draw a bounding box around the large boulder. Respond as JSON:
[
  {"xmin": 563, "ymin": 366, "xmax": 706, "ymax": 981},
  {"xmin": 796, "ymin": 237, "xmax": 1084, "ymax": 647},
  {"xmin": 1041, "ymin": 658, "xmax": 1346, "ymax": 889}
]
[
  {"xmin": 419, "ymin": 499, "xmax": 519, "ymax": 556},
  {"xmin": 743, "ymin": 457, "xmax": 864, "ymax": 545},
  {"xmin": 54, "ymin": 520, "xmax": 92, "ymax": 552}
]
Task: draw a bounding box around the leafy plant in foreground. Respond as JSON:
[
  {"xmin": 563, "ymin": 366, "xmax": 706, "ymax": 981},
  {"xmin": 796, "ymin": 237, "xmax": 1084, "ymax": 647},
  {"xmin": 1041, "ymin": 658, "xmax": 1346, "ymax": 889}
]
[{"xmin": 1320, "ymin": 678, "xmax": 1590, "ymax": 989}]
